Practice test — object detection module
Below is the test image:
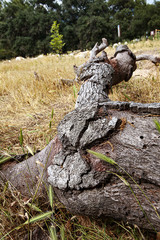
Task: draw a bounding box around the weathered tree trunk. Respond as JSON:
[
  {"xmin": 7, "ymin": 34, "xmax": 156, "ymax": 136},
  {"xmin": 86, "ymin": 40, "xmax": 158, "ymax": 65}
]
[
  {"xmin": 52, "ymin": 108, "xmax": 160, "ymax": 231},
  {"xmin": 1, "ymin": 39, "xmax": 160, "ymax": 231}
]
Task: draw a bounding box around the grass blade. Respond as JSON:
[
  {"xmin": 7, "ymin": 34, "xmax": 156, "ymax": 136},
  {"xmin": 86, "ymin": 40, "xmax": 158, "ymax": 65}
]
[
  {"xmin": 48, "ymin": 185, "xmax": 54, "ymax": 209},
  {"xmin": 0, "ymin": 156, "xmax": 12, "ymax": 165},
  {"xmin": 73, "ymin": 85, "xmax": 77, "ymax": 99},
  {"xmin": 24, "ymin": 211, "xmax": 53, "ymax": 225},
  {"xmin": 49, "ymin": 120, "xmax": 52, "ymax": 128},
  {"xmin": 154, "ymin": 119, "xmax": 160, "ymax": 133},
  {"xmin": 87, "ymin": 150, "xmax": 117, "ymax": 165},
  {"xmin": 122, "ymin": 92, "xmax": 132, "ymax": 101},
  {"xmin": 26, "ymin": 145, "xmax": 34, "ymax": 156},
  {"xmin": 19, "ymin": 128, "xmax": 23, "ymax": 147},
  {"xmin": 50, "ymin": 226, "xmax": 58, "ymax": 240},
  {"xmin": 27, "ymin": 203, "xmax": 42, "ymax": 212},
  {"xmin": 114, "ymin": 173, "xmax": 130, "ymax": 186},
  {"xmin": 60, "ymin": 225, "xmax": 65, "ymax": 240},
  {"xmin": 51, "ymin": 109, "xmax": 54, "ymax": 119}
]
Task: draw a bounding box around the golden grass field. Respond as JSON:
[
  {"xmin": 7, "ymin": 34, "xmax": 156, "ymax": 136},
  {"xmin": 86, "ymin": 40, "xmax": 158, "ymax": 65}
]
[
  {"xmin": 0, "ymin": 39, "xmax": 160, "ymax": 239},
  {"xmin": 0, "ymin": 39, "xmax": 160, "ymax": 156},
  {"xmin": 0, "ymin": 54, "xmax": 83, "ymax": 155}
]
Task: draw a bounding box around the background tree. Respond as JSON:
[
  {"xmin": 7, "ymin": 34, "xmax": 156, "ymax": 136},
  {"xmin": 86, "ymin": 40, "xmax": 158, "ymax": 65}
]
[
  {"xmin": 147, "ymin": 2, "xmax": 160, "ymax": 32},
  {"xmin": 129, "ymin": 0, "xmax": 147, "ymax": 38},
  {"xmin": 50, "ymin": 21, "xmax": 65, "ymax": 53},
  {"xmin": 0, "ymin": 0, "xmax": 58, "ymax": 59},
  {"xmin": 0, "ymin": 0, "xmax": 159, "ymax": 59},
  {"xmin": 76, "ymin": 0, "xmax": 111, "ymax": 49},
  {"xmin": 60, "ymin": 0, "xmax": 92, "ymax": 51},
  {"xmin": 108, "ymin": 0, "xmax": 135, "ymax": 41}
]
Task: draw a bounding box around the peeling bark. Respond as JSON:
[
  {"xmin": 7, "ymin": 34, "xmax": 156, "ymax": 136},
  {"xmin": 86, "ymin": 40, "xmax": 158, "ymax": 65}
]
[{"xmin": 47, "ymin": 105, "xmax": 160, "ymax": 231}]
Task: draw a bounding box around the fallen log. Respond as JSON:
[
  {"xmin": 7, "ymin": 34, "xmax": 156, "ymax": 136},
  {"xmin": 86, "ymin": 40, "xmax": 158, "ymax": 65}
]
[
  {"xmin": 1, "ymin": 39, "xmax": 160, "ymax": 232},
  {"xmin": 49, "ymin": 104, "xmax": 160, "ymax": 231}
]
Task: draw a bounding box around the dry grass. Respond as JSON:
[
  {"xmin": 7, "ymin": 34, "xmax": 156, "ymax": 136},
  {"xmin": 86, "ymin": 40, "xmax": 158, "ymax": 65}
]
[
  {"xmin": 0, "ymin": 39, "xmax": 160, "ymax": 155},
  {"xmin": 0, "ymin": 54, "xmax": 84, "ymax": 154},
  {"xmin": 0, "ymin": 180, "xmax": 154, "ymax": 240},
  {"xmin": 110, "ymin": 61, "xmax": 160, "ymax": 103},
  {"xmin": 109, "ymin": 39, "xmax": 160, "ymax": 102},
  {"xmin": 0, "ymin": 39, "xmax": 160, "ymax": 239}
]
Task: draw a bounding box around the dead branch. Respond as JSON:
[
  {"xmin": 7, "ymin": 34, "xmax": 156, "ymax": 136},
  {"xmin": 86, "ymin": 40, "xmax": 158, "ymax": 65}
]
[
  {"xmin": 89, "ymin": 38, "xmax": 108, "ymax": 61},
  {"xmin": 136, "ymin": 54, "xmax": 160, "ymax": 64}
]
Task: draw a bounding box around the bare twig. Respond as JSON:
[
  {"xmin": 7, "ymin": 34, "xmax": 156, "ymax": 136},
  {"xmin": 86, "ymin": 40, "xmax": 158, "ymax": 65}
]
[
  {"xmin": 89, "ymin": 38, "xmax": 108, "ymax": 61},
  {"xmin": 74, "ymin": 38, "xmax": 108, "ymax": 81},
  {"xmin": 136, "ymin": 54, "xmax": 160, "ymax": 65}
]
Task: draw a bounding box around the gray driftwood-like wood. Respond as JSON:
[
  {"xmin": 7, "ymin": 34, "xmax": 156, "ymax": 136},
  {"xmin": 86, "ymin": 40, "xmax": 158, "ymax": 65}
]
[
  {"xmin": 1, "ymin": 39, "xmax": 160, "ymax": 232},
  {"xmin": 49, "ymin": 106, "xmax": 160, "ymax": 231},
  {"xmin": 74, "ymin": 43, "xmax": 137, "ymax": 108},
  {"xmin": 136, "ymin": 54, "xmax": 160, "ymax": 64}
]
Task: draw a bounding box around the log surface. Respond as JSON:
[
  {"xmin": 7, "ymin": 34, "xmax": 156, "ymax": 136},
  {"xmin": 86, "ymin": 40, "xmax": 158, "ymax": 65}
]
[{"xmin": 47, "ymin": 104, "xmax": 160, "ymax": 231}]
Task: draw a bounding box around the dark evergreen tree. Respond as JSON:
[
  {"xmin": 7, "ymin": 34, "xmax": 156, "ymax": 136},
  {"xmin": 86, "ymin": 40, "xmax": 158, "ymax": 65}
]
[
  {"xmin": 60, "ymin": 0, "xmax": 92, "ymax": 51},
  {"xmin": 76, "ymin": 0, "xmax": 111, "ymax": 50},
  {"xmin": 108, "ymin": 0, "xmax": 135, "ymax": 41},
  {"xmin": 147, "ymin": 2, "xmax": 160, "ymax": 32},
  {"xmin": 0, "ymin": 0, "xmax": 59, "ymax": 59},
  {"xmin": 0, "ymin": 0, "xmax": 159, "ymax": 59},
  {"xmin": 108, "ymin": 0, "xmax": 135, "ymax": 12},
  {"xmin": 130, "ymin": 1, "xmax": 158, "ymax": 38}
]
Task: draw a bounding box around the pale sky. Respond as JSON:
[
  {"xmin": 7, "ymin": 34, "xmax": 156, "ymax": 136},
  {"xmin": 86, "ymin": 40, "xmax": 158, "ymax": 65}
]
[
  {"xmin": 147, "ymin": 0, "xmax": 160, "ymax": 3},
  {"xmin": 3, "ymin": 0, "xmax": 160, "ymax": 3},
  {"xmin": 3, "ymin": 0, "xmax": 160, "ymax": 5}
]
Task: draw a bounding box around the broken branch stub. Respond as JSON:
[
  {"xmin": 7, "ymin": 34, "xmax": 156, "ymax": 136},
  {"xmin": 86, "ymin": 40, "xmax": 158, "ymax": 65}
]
[
  {"xmin": 89, "ymin": 38, "xmax": 108, "ymax": 61},
  {"xmin": 136, "ymin": 54, "xmax": 160, "ymax": 65}
]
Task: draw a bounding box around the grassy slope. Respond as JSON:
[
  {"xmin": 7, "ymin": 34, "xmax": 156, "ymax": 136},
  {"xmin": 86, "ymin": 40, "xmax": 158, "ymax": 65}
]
[
  {"xmin": 0, "ymin": 54, "xmax": 83, "ymax": 154},
  {"xmin": 0, "ymin": 39, "xmax": 160, "ymax": 239}
]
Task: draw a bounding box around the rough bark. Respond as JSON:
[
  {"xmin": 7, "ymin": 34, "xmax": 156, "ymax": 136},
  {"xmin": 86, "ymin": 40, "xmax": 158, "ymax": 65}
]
[
  {"xmin": 47, "ymin": 103, "xmax": 160, "ymax": 231},
  {"xmin": 1, "ymin": 39, "xmax": 160, "ymax": 231},
  {"xmin": 0, "ymin": 137, "xmax": 62, "ymax": 198}
]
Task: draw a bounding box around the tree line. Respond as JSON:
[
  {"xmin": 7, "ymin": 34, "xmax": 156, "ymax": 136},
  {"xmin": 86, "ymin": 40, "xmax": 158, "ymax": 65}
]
[{"xmin": 0, "ymin": 0, "xmax": 160, "ymax": 60}]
